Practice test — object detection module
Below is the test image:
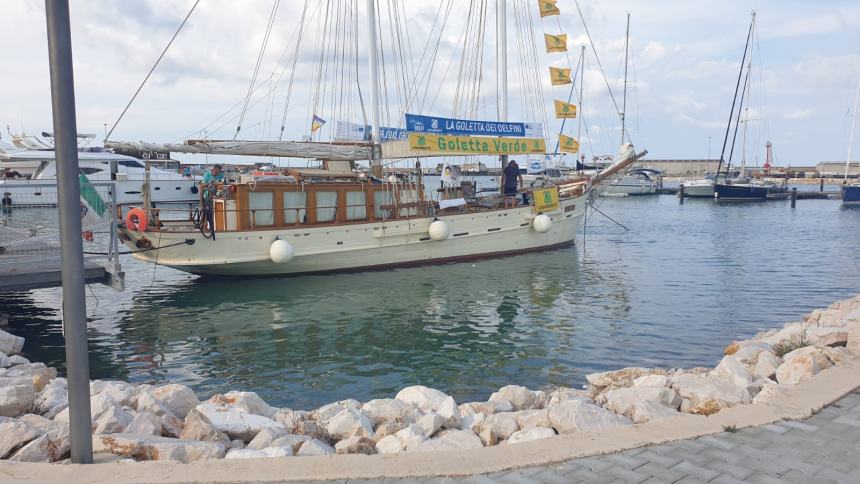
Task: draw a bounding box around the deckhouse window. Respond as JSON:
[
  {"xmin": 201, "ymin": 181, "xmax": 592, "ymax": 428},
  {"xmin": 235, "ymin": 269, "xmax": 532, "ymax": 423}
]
[
  {"xmin": 283, "ymin": 192, "xmax": 307, "ymax": 224},
  {"xmin": 316, "ymin": 191, "xmax": 337, "ymax": 223},
  {"xmin": 345, "ymin": 191, "xmax": 367, "ymax": 220},
  {"xmin": 248, "ymin": 192, "xmax": 274, "ymax": 226},
  {"xmin": 373, "ymin": 191, "xmax": 393, "ymax": 219}
]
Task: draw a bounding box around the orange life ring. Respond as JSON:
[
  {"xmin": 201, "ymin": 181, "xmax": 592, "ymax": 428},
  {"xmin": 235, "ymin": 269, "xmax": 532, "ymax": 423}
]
[{"xmin": 125, "ymin": 207, "xmax": 148, "ymax": 232}]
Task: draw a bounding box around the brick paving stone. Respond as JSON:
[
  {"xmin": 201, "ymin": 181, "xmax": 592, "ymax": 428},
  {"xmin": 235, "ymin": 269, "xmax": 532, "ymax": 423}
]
[
  {"xmin": 744, "ymin": 472, "xmax": 787, "ymax": 484},
  {"xmin": 604, "ymin": 464, "xmax": 651, "ymax": 483},
  {"xmin": 673, "ymin": 476, "xmax": 709, "ymax": 484},
  {"xmin": 833, "ymin": 415, "xmax": 860, "ymax": 428},
  {"xmin": 699, "ymin": 447, "xmax": 744, "ymax": 465},
  {"xmin": 703, "ymin": 459, "xmax": 755, "ymax": 480},
  {"xmin": 604, "ymin": 453, "xmax": 648, "ymax": 469},
  {"xmin": 710, "ymin": 474, "xmax": 749, "ymax": 484},
  {"xmin": 815, "ymin": 467, "xmax": 860, "ymax": 483},
  {"xmin": 781, "ymin": 420, "xmax": 819, "ymax": 432},
  {"xmin": 633, "ymin": 462, "xmax": 688, "ymax": 483},
  {"xmin": 636, "ymin": 449, "xmax": 682, "ymax": 468},
  {"xmin": 781, "ymin": 469, "xmax": 838, "ymax": 484},
  {"xmin": 759, "ymin": 424, "xmax": 789, "ymax": 434},
  {"xmin": 669, "ymin": 461, "xmax": 720, "ymax": 482}
]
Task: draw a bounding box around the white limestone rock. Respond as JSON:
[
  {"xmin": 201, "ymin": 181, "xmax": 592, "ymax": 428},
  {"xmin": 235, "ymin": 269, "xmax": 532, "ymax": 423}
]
[
  {"xmin": 226, "ymin": 446, "xmax": 292, "ymax": 459},
  {"xmin": 0, "ymin": 383, "xmax": 36, "ymax": 417},
  {"xmin": 7, "ymin": 417, "xmax": 70, "ymax": 463},
  {"xmin": 315, "ymin": 399, "xmax": 361, "ymax": 423},
  {"xmin": 713, "ymin": 356, "xmax": 754, "ymax": 388},
  {"xmin": 460, "ymin": 412, "xmax": 486, "ymax": 432},
  {"xmin": 601, "ymin": 386, "xmax": 681, "ymax": 419},
  {"xmin": 436, "ymin": 396, "xmax": 461, "ymax": 428},
  {"xmin": 375, "ymin": 434, "xmax": 405, "ymax": 454},
  {"xmin": 547, "ymin": 400, "xmax": 632, "ymax": 434},
  {"xmin": 632, "ymin": 375, "xmax": 670, "ymax": 388},
  {"xmin": 270, "ymin": 434, "xmax": 312, "ymax": 454},
  {"xmin": 506, "ymin": 427, "xmax": 556, "ymax": 445},
  {"xmin": 92, "ymin": 381, "xmax": 137, "ymax": 408},
  {"xmin": 151, "ymin": 384, "xmax": 199, "ymax": 419},
  {"xmin": 361, "ymin": 398, "xmax": 410, "ymax": 426},
  {"xmin": 754, "ymin": 351, "xmax": 783, "ymax": 380},
  {"xmin": 325, "ymin": 408, "xmax": 373, "ymax": 440},
  {"xmin": 372, "ymin": 421, "xmax": 408, "ymax": 442},
  {"xmin": 33, "ymin": 382, "xmax": 68, "ymax": 419},
  {"xmin": 848, "ymin": 323, "xmax": 860, "ymax": 354},
  {"xmin": 194, "ymin": 402, "xmax": 284, "ymax": 442},
  {"xmin": 489, "ymin": 385, "xmax": 542, "ymax": 411},
  {"xmin": 99, "ymin": 434, "xmax": 226, "ymax": 463},
  {"xmin": 296, "ymin": 438, "xmax": 335, "ymax": 456},
  {"xmin": 3, "ymin": 363, "xmax": 55, "ymax": 392},
  {"xmin": 671, "ymin": 373, "xmax": 750, "ymax": 415},
  {"xmin": 395, "ymin": 385, "xmax": 450, "ymax": 413},
  {"xmin": 0, "ymin": 419, "xmax": 43, "ymax": 458},
  {"xmin": 514, "ymin": 409, "xmax": 550, "ymax": 430},
  {"xmin": 480, "ymin": 412, "xmax": 519, "ymax": 440},
  {"xmin": 628, "ymin": 399, "xmax": 682, "ymax": 423},
  {"xmin": 413, "ymin": 429, "xmax": 483, "ymax": 452},
  {"xmin": 775, "ymin": 346, "xmax": 827, "ymax": 385},
  {"xmin": 335, "ymin": 436, "xmax": 377, "ymax": 455},
  {"xmin": 247, "ymin": 426, "xmax": 288, "ymax": 450},
  {"xmin": 210, "ymin": 391, "xmax": 277, "ymax": 419},
  {"xmin": 92, "ymin": 402, "xmax": 134, "ymax": 435},
  {"xmin": 586, "ymin": 367, "xmax": 666, "ymax": 393},
  {"xmin": 752, "ymin": 382, "xmax": 788, "ymax": 405},
  {"xmin": 126, "ymin": 411, "xmax": 162, "ymax": 436},
  {"xmin": 0, "ymin": 328, "xmax": 25, "ymax": 355},
  {"xmin": 416, "ymin": 412, "xmax": 446, "ymax": 438},
  {"xmin": 459, "ymin": 399, "xmax": 513, "ymax": 416},
  {"xmin": 823, "ymin": 346, "xmax": 852, "ymax": 366}
]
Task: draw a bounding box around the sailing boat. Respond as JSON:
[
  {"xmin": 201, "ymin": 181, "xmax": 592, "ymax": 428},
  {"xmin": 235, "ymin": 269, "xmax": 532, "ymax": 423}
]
[
  {"xmin": 108, "ymin": 1, "xmax": 645, "ymax": 276},
  {"xmin": 710, "ymin": 12, "xmax": 784, "ymax": 202},
  {"xmin": 842, "ymin": 76, "xmax": 860, "ymax": 207}
]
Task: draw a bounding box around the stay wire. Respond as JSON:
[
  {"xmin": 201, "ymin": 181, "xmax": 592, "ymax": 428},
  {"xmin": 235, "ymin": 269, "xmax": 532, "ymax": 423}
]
[
  {"xmin": 105, "ymin": 0, "xmax": 200, "ymax": 142},
  {"xmin": 235, "ymin": 0, "xmax": 282, "ymax": 140}
]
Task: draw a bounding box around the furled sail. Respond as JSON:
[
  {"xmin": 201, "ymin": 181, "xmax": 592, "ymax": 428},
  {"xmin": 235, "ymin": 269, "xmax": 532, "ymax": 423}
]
[{"xmin": 104, "ymin": 140, "xmax": 377, "ymax": 161}]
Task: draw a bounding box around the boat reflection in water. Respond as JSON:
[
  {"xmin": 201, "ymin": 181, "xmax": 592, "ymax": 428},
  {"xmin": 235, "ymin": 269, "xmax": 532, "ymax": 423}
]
[{"xmin": 103, "ymin": 246, "xmax": 631, "ymax": 409}]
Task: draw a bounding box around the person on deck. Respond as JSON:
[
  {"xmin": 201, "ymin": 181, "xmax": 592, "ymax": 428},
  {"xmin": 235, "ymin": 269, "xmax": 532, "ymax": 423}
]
[
  {"xmin": 199, "ymin": 164, "xmax": 225, "ymax": 239},
  {"xmin": 502, "ymin": 159, "xmax": 523, "ymax": 207}
]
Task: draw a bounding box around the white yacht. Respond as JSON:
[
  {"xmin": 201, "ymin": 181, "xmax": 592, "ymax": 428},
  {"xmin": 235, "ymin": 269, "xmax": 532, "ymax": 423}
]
[
  {"xmin": 680, "ymin": 175, "xmax": 716, "ymax": 198},
  {"xmin": 1, "ymin": 149, "xmax": 199, "ymax": 206},
  {"xmin": 602, "ymin": 168, "xmax": 662, "ymax": 196}
]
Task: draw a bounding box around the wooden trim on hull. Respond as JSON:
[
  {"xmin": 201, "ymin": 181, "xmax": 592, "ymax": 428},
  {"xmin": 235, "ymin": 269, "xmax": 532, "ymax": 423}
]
[{"xmin": 177, "ymin": 240, "xmax": 576, "ymax": 278}]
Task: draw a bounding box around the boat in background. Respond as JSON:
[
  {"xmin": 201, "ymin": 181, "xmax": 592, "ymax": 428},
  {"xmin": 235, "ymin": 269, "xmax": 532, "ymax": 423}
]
[
  {"xmin": 680, "ymin": 175, "xmax": 715, "ymax": 198},
  {"xmin": 603, "ymin": 168, "xmax": 662, "ymax": 196},
  {"xmin": 842, "ymin": 75, "xmax": 860, "ymax": 207}
]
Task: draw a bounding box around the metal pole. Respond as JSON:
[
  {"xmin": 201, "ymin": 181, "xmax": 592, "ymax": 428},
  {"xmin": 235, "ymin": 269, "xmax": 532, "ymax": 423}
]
[
  {"xmin": 367, "ymin": 0, "xmax": 383, "ymax": 178},
  {"xmin": 620, "ymin": 12, "xmax": 630, "ymax": 146},
  {"xmin": 44, "ymin": 0, "xmax": 93, "ymax": 464},
  {"xmin": 497, "ymin": 0, "xmax": 509, "ymax": 187}
]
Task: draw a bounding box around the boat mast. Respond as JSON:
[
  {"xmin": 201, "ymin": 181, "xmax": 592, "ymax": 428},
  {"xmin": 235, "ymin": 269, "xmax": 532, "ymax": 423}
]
[
  {"xmin": 497, "ymin": 0, "xmax": 508, "ymax": 173},
  {"xmin": 620, "ymin": 12, "xmax": 630, "ymax": 146},
  {"xmin": 715, "ymin": 11, "xmax": 755, "ymax": 182},
  {"xmin": 845, "ymin": 76, "xmax": 860, "ymax": 182},
  {"xmin": 578, "ymin": 44, "xmax": 585, "ymax": 165},
  {"xmin": 367, "ymin": 0, "xmax": 383, "ymax": 178}
]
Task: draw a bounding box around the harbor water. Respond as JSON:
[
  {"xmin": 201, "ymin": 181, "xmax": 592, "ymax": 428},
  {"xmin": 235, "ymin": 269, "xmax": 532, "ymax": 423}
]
[{"xmin": 3, "ymin": 190, "xmax": 860, "ymax": 410}]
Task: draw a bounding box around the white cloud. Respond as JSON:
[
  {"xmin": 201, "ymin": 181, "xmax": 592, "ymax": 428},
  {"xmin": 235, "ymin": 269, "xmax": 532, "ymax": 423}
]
[{"xmin": 784, "ymin": 109, "xmax": 812, "ymax": 120}]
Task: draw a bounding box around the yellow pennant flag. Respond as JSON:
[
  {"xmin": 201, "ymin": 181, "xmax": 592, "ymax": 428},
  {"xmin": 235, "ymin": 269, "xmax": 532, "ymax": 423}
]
[
  {"xmin": 538, "ymin": 0, "xmax": 560, "ymax": 17},
  {"xmin": 549, "ymin": 66, "xmax": 572, "ymax": 86},
  {"xmin": 554, "ymin": 100, "xmax": 577, "ymax": 118},
  {"xmin": 559, "ymin": 134, "xmax": 580, "ymax": 154},
  {"xmin": 544, "ymin": 33, "xmax": 568, "ymax": 53}
]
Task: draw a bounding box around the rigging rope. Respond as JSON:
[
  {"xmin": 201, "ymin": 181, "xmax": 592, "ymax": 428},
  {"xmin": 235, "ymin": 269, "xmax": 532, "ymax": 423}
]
[
  {"xmin": 234, "ymin": 0, "xmax": 281, "ymax": 140},
  {"xmin": 572, "ymin": 0, "xmax": 623, "ymax": 130},
  {"xmin": 104, "ymin": 0, "xmax": 200, "ymax": 142}
]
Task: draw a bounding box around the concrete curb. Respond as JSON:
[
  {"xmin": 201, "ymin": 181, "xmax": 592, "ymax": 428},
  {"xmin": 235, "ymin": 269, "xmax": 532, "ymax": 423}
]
[{"xmin": 2, "ymin": 356, "xmax": 858, "ymax": 484}]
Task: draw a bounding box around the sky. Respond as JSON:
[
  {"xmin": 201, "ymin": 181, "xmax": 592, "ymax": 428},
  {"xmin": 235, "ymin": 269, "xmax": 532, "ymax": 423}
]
[{"xmin": 1, "ymin": 0, "xmax": 859, "ymax": 167}]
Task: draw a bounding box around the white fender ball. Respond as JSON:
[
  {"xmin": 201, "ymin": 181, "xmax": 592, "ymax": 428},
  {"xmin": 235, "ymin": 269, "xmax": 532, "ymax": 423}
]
[
  {"xmin": 428, "ymin": 220, "xmax": 450, "ymax": 241},
  {"xmin": 269, "ymin": 239, "xmax": 294, "ymax": 263},
  {"xmin": 532, "ymin": 214, "xmax": 552, "ymax": 233}
]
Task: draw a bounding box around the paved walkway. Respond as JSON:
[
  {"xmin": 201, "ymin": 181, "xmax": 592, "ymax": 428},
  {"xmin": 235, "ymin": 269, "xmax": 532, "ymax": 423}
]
[{"xmin": 335, "ymin": 388, "xmax": 860, "ymax": 484}]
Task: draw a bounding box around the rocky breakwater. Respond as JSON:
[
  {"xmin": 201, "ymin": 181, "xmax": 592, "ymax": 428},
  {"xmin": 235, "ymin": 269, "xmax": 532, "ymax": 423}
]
[{"xmin": 0, "ymin": 295, "xmax": 859, "ymax": 464}]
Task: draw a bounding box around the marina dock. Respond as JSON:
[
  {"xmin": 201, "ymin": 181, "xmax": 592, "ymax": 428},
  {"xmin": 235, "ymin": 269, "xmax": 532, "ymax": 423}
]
[{"xmin": 0, "ymin": 225, "xmax": 115, "ymax": 291}]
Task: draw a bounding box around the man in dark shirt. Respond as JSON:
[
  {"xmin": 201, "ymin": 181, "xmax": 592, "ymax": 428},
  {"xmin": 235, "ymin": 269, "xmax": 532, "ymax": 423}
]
[{"xmin": 502, "ymin": 159, "xmax": 523, "ymax": 207}]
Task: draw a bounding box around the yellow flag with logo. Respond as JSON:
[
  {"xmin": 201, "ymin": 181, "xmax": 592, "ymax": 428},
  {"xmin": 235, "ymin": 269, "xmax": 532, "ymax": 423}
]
[
  {"xmin": 538, "ymin": 0, "xmax": 560, "ymax": 17},
  {"xmin": 544, "ymin": 33, "xmax": 568, "ymax": 53},
  {"xmin": 559, "ymin": 134, "xmax": 580, "ymax": 153},
  {"xmin": 549, "ymin": 67, "xmax": 572, "ymax": 86},
  {"xmin": 554, "ymin": 100, "xmax": 577, "ymax": 118}
]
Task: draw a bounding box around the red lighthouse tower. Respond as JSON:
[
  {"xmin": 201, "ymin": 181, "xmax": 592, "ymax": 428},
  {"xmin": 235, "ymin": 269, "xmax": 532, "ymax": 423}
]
[{"xmin": 764, "ymin": 141, "xmax": 773, "ymax": 174}]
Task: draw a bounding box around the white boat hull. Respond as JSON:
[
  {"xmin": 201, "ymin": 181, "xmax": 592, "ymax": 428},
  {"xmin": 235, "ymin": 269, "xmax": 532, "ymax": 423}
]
[
  {"xmin": 680, "ymin": 182, "xmax": 715, "ymax": 198},
  {"xmin": 602, "ymin": 183, "xmax": 658, "ymax": 195},
  {"xmin": 0, "ymin": 179, "xmax": 199, "ymax": 205},
  {"xmin": 122, "ymin": 195, "xmax": 586, "ymax": 276}
]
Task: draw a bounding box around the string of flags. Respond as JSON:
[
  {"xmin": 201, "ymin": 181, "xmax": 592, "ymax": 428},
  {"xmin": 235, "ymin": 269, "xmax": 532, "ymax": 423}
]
[{"xmin": 538, "ymin": 0, "xmax": 578, "ymax": 154}]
